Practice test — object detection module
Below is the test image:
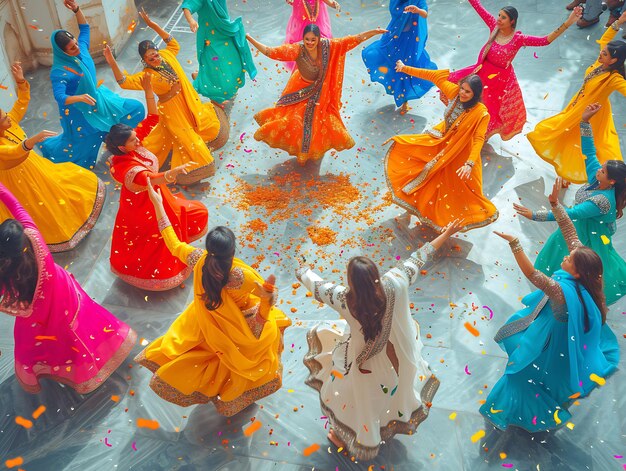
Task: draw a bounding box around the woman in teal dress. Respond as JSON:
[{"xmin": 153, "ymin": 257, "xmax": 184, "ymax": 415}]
[
  {"xmin": 482, "ymin": 181, "xmax": 619, "ymax": 432},
  {"xmin": 515, "ymin": 104, "xmax": 626, "ymax": 305},
  {"xmin": 182, "ymin": 0, "xmax": 257, "ymax": 103}
]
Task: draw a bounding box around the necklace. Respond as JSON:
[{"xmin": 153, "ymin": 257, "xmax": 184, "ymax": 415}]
[
  {"xmin": 1, "ymin": 129, "xmax": 25, "ymax": 145},
  {"xmin": 494, "ymin": 29, "xmax": 515, "ymax": 45}
]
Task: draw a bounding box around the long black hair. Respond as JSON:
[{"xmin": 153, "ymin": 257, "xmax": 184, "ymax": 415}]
[
  {"xmin": 303, "ymin": 23, "xmax": 321, "ymax": 39},
  {"xmin": 607, "ymin": 40, "xmax": 626, "ymax": 78},
  {"xmin": 500, "ymin": 6, "xmax": 519, "ymax": 28},
  {"xmin": 459, "ymin": 74, "xmax": 484, "ymax": 109},
  {"xmin": 0, "ymin": 220, "xmax": 37, "ymax": 308},
  {"xmin": 606, "ymin": 160, "xmax": 626, "ymax": 218},
  {"xmin": 571, "ymin": 247, "xmax": 607, "ymax": 326},
  {"xmin": 346, "ymin": 257, "xmax": 387, "ymax": 342},
  {"xmin": 200, "ymin": 226, "xmax": 236, "ymax": 310},
  {"xmin": 104, "ymin": 124, "xmax": 134, "ymax": 156}
]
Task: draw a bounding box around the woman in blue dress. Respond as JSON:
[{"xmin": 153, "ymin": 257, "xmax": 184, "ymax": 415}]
[
  {"xmin": 482, "ymin": 179, "xmax": 619, "ymax": 432},
  {"xmin": 514, "ymin": 104, "xmax": 626, "ymax": 305},
  {"xmin": 362, "ymin": 0, "xmax": 436, "ymax": 114},
  {"xmin": 39, "ymin": 0, "xmax": 144, "ymax": 169}
]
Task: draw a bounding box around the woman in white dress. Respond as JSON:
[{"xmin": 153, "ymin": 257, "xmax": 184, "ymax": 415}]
[{"xmin": 298, "ymin": 220, "xmax": 461, "ymax": 460}]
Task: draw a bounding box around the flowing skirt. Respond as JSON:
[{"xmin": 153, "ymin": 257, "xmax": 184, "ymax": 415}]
[
  {"xmin": 0, "ymin": 155, "xmax": 104, "ymax": 252},
  {"xmin": 110, "ymin": 186, "xmax": 208, "ymax": 291},
  {"xmin": 449, "ymin": 61, "xmax": 525, "ymax": 141},
  {"xmin": 135, "ymin": 304, "xmax": 291, "ymax": 416},
  {"xmin": 384, "ymin": 138, "xmax": 498, "ymax": 231},
  {"xmin": 39, "ymin": 98, "xmax": 144, "ymax": 169},
  {"xmin": 14, "ymin": 282, "xmax": 137, "ymax": 394},
  {"xmin": 362, "ymin": 28, "xmax": 437, "ymax": 106},
  {"xmin": 534, "ymin": 222, "xmax": 626, "ymax": 306},
  {"xmin": 480, "ymin": 303, "xmax": 619, "ymax": 432},
  {"xmin": 254, "ymin": 75, "xmax": 354, "ymax": 164},
  {"xmin": 304, "ymin": 322, "xmax": 439, "ymax": 461}
]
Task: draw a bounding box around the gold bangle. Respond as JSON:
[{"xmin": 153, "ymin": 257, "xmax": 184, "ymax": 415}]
[{"xmin": 164, "ymin": 170, "xmax": 175, "ymax": 183}]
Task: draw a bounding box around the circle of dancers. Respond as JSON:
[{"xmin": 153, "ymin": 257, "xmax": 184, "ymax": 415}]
[{"xmin": 1, "ymin": 0, "xmax": 626, "ymax": 463}]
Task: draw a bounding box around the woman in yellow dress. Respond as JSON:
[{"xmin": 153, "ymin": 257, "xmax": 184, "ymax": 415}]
[
  {"xmin": 385, "ymin": 63, "xmax": 497, "ymax": 232},
  {"xmin": 0, "ymin": 62, "xmax": 104, "ymax": 252},
  {"xmin": 104, "ymin": 9, "xmax": 224, "ymax": 185},
  {"xmin": 135, "ymin": 181, "xmax": 291, "ymax": 416},
  {"xmin": 527, "ymin": 12, "xmax": 626, "ymax": 184}
]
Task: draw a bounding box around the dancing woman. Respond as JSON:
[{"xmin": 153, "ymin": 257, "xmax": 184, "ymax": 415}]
[
  {"xmin": 247, "ymin": 25, "xmax": 385, "ymax": 165},
  {"xmin": 362, "ymin": 0, "xmax": 437, "ymax": 113},
  {"xmin": 135, "ymin": 183, "xmax": 291, "ymax": 416},
  {"xmin": 516, "ymin": 104, "xmax": 626, "ymax": 305},
  {"xmin": 105, "ymin": 9, "xmax": 225, "ymax": 185},
  {"xmin": 0, "ymin": 183, "xmax": 136, "ymax": 393},
  {"xmin": 449, "ymin": 1, "xmax": 581, "ymax": 141},
  {"xmin": 0, "ymin": 63, "xmax": 104, "ymax": 252},
  {"xmin": 40, "ymin": 0, "xmax": 144, "ymax": 169},
  {"xmin": 105, "ymin": 73, "xmax": 208, "ymax": 291},
  {"xmin": 182, "ymin": 0, "xmax": 257, "ymax": 102},
  {"xmin": 482, "ymin": 180, "xmax": 619, "ymax": 432},
  {"xmin": 385, "ymin": 64, "xmax": 497, "ymax": 232},
  {"xmin": 528, "ymin": 12, "xmax": 626, "ymax": 184},
  {"xmin": 301, "ymin": 220, "xmax": 462, "ymax": 460}
]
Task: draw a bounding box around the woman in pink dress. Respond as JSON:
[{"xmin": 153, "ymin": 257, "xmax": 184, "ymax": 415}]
[
  {"xmin": 449, "ymin": 1, "xmax": 581, "ymax": 140},
  {"xmin": 284, "ymin": 0, "xmax": 340, "ymax": 69},
  {"xmin": 0, "ymin": 183, "xmax": 137, "ymax": 393}
]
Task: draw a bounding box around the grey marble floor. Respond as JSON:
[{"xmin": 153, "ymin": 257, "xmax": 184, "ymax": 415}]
[{"xmin": 1, "ymin": 0, "xmax": 626, "ymax": 470}]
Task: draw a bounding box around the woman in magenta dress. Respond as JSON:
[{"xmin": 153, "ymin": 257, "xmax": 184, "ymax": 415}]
[
  {"xmin": 0, "ymin": 183, "xmax": 136, "ymax": 393},
  {"xmin": 449, "ymin": 1, "xmax": 581, "ymax": 140},
  {"xmin": 284, "ymin": 0, "xmax": 340, "ymax": 69},
  {"xmin": 105, "ymin": 74, "xmax": 209, "ymax": 291}
]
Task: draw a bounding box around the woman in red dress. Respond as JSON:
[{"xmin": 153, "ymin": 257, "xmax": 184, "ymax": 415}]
[{"xmin": 105, "ymin": 74, "xmax": 208, "ymax": 291}]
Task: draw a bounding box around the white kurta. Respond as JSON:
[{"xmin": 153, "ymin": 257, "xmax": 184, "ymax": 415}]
[{"xmin": 301, "ymin": 243, "xmax": 439, "ymax": 461}]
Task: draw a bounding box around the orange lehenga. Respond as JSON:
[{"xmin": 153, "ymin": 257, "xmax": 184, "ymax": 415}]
[
  {"xmin": 254, "ymin": 36, "xmax": 363, "ymax": 165},
  {"xmin": 119, "ymin": 37, "xmax": 221, "ymax": 184},
  {"xmin": 385, "ymin": 68, "xmax": 498, "ymax": 232},
  {"xmin": 135, "ymin": 223, "xmax": 291, "ymax": 416}
]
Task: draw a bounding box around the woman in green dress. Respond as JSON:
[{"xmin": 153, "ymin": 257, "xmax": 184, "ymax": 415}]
[
  {"xmin": 515, "ymin": 104, "xmax": 626, "ymax": 305},
  {"xmin": 182, "ymin": 0, "xmax": 257, "ymax": 103}
]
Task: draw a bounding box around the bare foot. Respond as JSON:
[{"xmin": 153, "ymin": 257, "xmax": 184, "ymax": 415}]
[
  {"xmin": 327, "ymin": 428, "xmax": 345, "ymax": 449},
  {"xmin": 399, "ymin": 102, "xmax": 410, "ymax": 115},
  {"xmin": 191, "ymin": 71, "xmax": 198, "ymax": 80}
]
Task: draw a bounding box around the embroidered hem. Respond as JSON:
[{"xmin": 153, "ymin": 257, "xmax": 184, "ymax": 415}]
[
  {"xmin": 111, "ymin": 264, "xmax": 194, "ymax": 291},
  {"xmin": 47, "ymin": 178, "xmax": 106, "ymax": 253},
  {"xmin": 16, "ymin": 328, "xmax": 137, "ymax": 394},
  {"xmin": 493, "ymin": 296, "xmax": 549, "ymax": 343},
  {"xmin": 303, "ymin": 327, "xmax": 439, "ymax": 461},
  {"xmin": 134, "ymin": 350, "xmax": 283, "ymax": 416},
  {"xmin": 385, "ymin": 145, "xmax": 499, "ymax": 232}
]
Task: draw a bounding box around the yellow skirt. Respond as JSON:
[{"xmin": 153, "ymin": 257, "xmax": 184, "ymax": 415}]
[{"xmin": 0, "ymin": 154, "xmax": 104, "ymax": 252}]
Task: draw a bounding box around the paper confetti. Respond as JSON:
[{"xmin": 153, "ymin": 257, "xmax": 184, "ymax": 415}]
[
  {"xmin": 449, "ymin": 412, "xmax": 457, "ymax": 420},
  {"xmin": 553, "ymin": 410, "xmax": 561, "ymax": 425},
  {"xmin": 136, "ymin": 418, "xmax": 160, "ymax": 430},
  {"xmin": 589, "ymin": 373, "xmax": 606, "ymax": 386},
  {"xmin": 15, "ymin": 416, "xmax": 33, "ymax": 429},
  {"xmin": 303, "ymin": 443, "xmax": 321, "ymax": 456},
  {"xmin": 600, "ymin": 235, "xmax": 610, "ymax": 245},
  {"xmin": 470, "ymin": 429, "xmax": 485, "ymax": 443},
  {"xmin": 243, "ymin": 420, "xmax": 262, "ymax": 436},
  {"xmin": 32, "ymin": 405, "xmax": 46, "ymax": 419},
  {"xmin": 464, "ymin": 365, "xmax": 472, "ymax": 375},
  {"xmin": 464, "ymin": 322, "xmax": 480, "ymax": 337},
  {"xmin": 5, "ymin": 456, "xmax": 24, "ymax": 468}
]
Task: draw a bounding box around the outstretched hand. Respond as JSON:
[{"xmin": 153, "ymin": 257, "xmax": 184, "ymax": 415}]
[
  {"xmin": 103, "ymin": 44, "xmax": 115, "ymax": 64},
  {"xmin": 567, "ymin": 6, "xmax": 583, "ymax": 25},
  {"xmin": 139, "ymin": 7, "xmax": 156, "ymax": 28},
  {"xmin": 442, "ymin": 218, "xmax": 464, "ymax": 236},
  {"xmin": 581, "ymin": 102, "xmax": 601, "ymax": 122},
  {"xmin": 513, "ymin": 203, "xmax": 532, "ymax": 220},
  {"xmin": 395, "ymin": 60, "xmax": 406, "ymax": 72},
  {"xmin": 63, "ymin": 0, "xmax": 78, "ymax": 12},
  {"xmin": 455, "ymin": 163, "xmax": 472, "ymax": 180},
  {"xmin": 493, "ymin": 231, "xmax": 516, "ymax": 242},
  {"xmin": 10, "ymin": 62, "xmax": 24, "ymax": 83},
  {"xmin": 140, "ymin": 71, "xmax": 153, "ymax": 91},
  {"xmin": 33, "ymin": 130, "xmax": 58, "ymax": 143},
  {"xmin": 548, "ymin": 177, "xmax": 564, "ymax": 206},
  {"xmin": 146, "ymin": 177, "xmax": 163, "ymax": 207},
  {"xmin": 254, "ymin": 274, "xmax": 277, "ymax": 300}
]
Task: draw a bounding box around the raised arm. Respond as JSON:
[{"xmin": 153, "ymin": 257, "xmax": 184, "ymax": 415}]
[
  {"xmin": 0, "ymin": 183, "xmax": 37, "ymax": 230},
  {"xmin": 139, "ymin": 8, "xmax": 171, "ymax": 44},
  {"xmin": 395, "ymin": 63, "xmax": 458, "ymax": 99},
  {"xmin": 580, "ymin": 104, "xmax": 603, "ymax": 184},
  {"xmin": 181, "ymin": 0, "xmax": 202, "ymax": 32},
  {"xmin": 544, "ymin": 7, "xmax": 580, "ymax": 44},
  {"xmin": 296, "ymin": 266, "xmax": 348, "ymax": 312},
  {"xmin": 467, "ymin": 0, "xmax": 497, "ymax": 31},
  {"xmin": 552, "ymin": 200, "xmax": 583, "ymax": 252},
  {"xmin": 247, "ymin": 35, "xmax": 300, "ymax": 61},
  {"xmin": 64, "ymin": 0, "xmax": 87, "ymax": 26},
  {"xmin": 321, "ymin": 0, "xmax": 341, "ymax": 11},
  {"xmin": 8, "ymin": 64, "xmax": 29, "ymax": 122},
  {"xmin": 146, "ymin": 181, "xmax": 201, "ymax": 265},
  {"xmin": 403, "ymin": 0, "xmax": 428, "ymax": 18}
]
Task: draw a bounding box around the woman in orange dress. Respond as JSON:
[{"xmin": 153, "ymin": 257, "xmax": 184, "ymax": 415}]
[
  {"xmin": 385, "ymin": 63, "xmax": 498, "ymax": 232},
  {"xmin": 104, "ymin": 74, "xmax": 208, "ymax": 291},
  {"xmin": 104, "ymin": 9, "xmax": 223, "ymax": 185},
  {"xmin": 246, "ymin": 24, "xmax": 385, "ymax": 165}
]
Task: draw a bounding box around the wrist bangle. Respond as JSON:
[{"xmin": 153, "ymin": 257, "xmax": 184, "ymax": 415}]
[
  {"xmin": 72, "ymin": 6, "xmax": 80, "ymax": 13},
  {"xmin": 465, "ymin": 161, "xmax": 474, "ymax": 168},
  {"xmin": 611, "ymin": 21, "xmax": 620, "ymax": 31},
  {"xmin": 21, "ymin": 140, "xmax": 32, "ymax": 151},
  {"xmin": 509, "ymin": 238, "xmax": 523, "ymax": 254},
  {"xmin": 16, "ymin": 80, "xmax": 26, "ymax": 84},
  {"xmin": 164, "ymin": 170, "xmax": 175, "ymax": 183}
]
